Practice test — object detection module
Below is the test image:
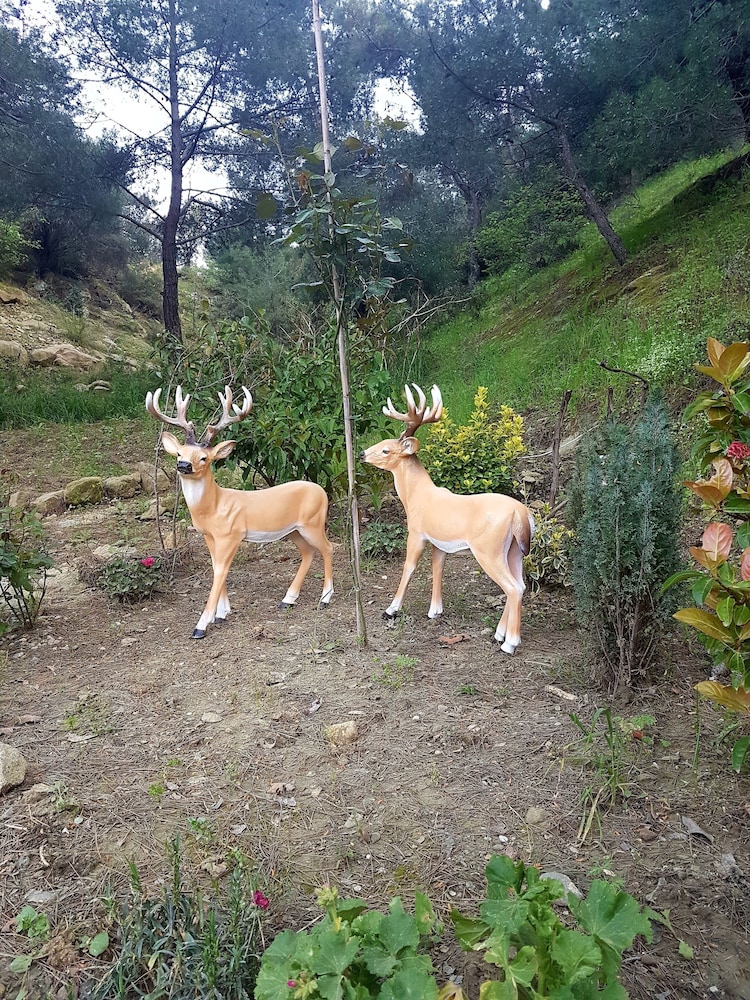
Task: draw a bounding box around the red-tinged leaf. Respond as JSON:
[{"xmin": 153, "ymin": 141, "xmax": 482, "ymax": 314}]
[
  {"xmin": 741, "ymin": 548, "xmax": 750, "ymax": 581},
  {"xmin": 683, "ymin": 482, "xmax": 727, "ymax": 506},
  {"xmin": 695, "ymin": 681, "xmax": 750, "ymax": 714},
  {"xmin": 715, "ymin": 342, "xmax": 750, "ymax": 381},
  {"xmin": 695, "ymin": 363, "xmax": 723, "ymax": 381},
  {"xmin": 439, "ymin": 634, "xmax": 468, "ymax": 646},
  {"xmin": 711, "ymin": 458, "xmax": 734, "ymax": 493},
  {"xmin": 702, "ymin": 522, "xmax": 733, "ymax": 561},
  {"xmin": 689, "ymin": 546, "xmax": 719, "ymax": 571},
  {"xmin": 673, "ymin": 608, "xmax": 733, "ymax": 643},
  {"xmin": 706, "ymin": 338, "xmax": 725, "ymax": 368}
]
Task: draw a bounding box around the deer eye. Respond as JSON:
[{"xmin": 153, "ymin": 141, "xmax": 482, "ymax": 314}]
[
  {"xmin": 200, "ymin": 456, "xmax": 207, "ymax": 463},
  {"xmin": 382, "ymin": 448, "xmax": 390, "ymax": 455}
]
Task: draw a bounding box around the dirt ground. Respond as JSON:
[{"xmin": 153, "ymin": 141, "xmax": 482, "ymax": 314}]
[{"xmin": 1, "ymin": 423, "xmax": 749, "ymax": 1000}]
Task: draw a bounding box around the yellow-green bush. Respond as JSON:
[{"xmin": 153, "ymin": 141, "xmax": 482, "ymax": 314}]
[
  {"xmin": 523, "ymin": 502, "xmax": 574, "ymax": 594},
  {"xmin": 419, "ymin": 386, "xmax": 525, "ymax": 495}
]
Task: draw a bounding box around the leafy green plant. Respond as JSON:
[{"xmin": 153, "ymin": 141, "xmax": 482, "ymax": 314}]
[
  {"xmin": 95, "ymin": 553, "xmax": 163, "ymax": 603},
  {"xmin": 93, "ymin": 840, "xmax": 267, "ymax": 999},
  {"xmin": 523, "ymin": 501, "xmax": 574, "ymax": 594},
  {"xmin": 419, "ymin": 386, "xmax": 525, "ymax": 497},
  {"xmin": 664, "ymin": 337, "xmax": 750, "ymax": 770},
  {"xmin": 373, "ymin": 653, "xmax": 418, "ymax": 689},
  {"xmin": 15, "ymin": 905, "xmax": 50, "ymax": 941},
  {"xmin": 568, "ymin": 393, "xmax": 681, "ymax": 689},
  {"xmin": 361, "ymin": 520, "xmax": 406, "ymax": 558},
  {"xmin": 569, "ymin": 708, "xmax": 633, "ymax": 843},
  {"xmin": 450, "ymin": 855, "xmax": 653, "ymax": 999},
  {"xmin": 255, "ymin": 884, "xmax": 442, "ymax": 1000},
  {"xmin": 0, "ymin": 489, "xmax": 52, "ymax": 634}
]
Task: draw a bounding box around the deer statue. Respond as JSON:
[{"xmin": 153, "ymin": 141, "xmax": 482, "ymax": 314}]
[
  {"xmin": 146, "ymin": 384, "xmax": 334, "ymax": 638},
  {"xmin": 359, "ymin": 384, "xmax": 534, "ymax": 654}
]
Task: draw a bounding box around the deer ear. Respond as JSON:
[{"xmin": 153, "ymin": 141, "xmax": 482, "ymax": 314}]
[
  {"xmin": 161, "ymin": 432, "xmax": 180, "ymax": 455},
  {"xmin": 212, "ymin": 439, "xmax": 237, "ymax": 461},
  {"xmin": 401, "ymin": 436, "xmax": 420, "ymax": 455}
]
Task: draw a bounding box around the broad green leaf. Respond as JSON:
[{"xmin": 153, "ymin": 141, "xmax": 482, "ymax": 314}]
[
  {"xmin": 88, "ymin": 930, "xmax": 109, "ymax": 957},
  {"xmin": 380, "ymin": 956, "xmax": 439, "ymax": 1000},
  {"xmin": 673, "ymin": 608, "xmax": 733, "ymax": 643},
  {"xmin": 507, "ymin": 945, "xmax": 538, "ymax": 987},
  {"xmin": 692, "ymin": 575, "xmax": 716, "ymax": 605},
  {"xmin": 738, "ymin": 522, "xmax": 750, "ymax": 548},
  {"xmin": 733, "ymin": 391, "xmax": 750, "ymax": 414},
  {"xmin": 9, "ymin": 954, "xmax": 33, "ymax": 974},
  {"xmin": 485, "ymin": 855, "xmax": 524, "ymax": 894},
  {"xmin": 479, "ymin": 980, "xmax": 517, "ymax": 1000},
  {"xmin": 308, "ymin": 927, "xmax": 360, "ymax": 976},
  {"xmin": 378, "ymin": 897, "xmax": 419, "ymax": 954},
  {"xmin": 723, "ymin": 495, "xmax": 750, "ymax": 514},
  {"xmin": 480, "ymin": 898, "xmax": 531, "ymax": 937},
  {"xmin": 551, "ymin": 927, "xmax": 602, "ymax": 984},
  {"xmin": 731, "ymin": 735, "xmax": 750, "ymax": 772},
  {"xmin": 342, "ymin": 136, "xmax": 362, "ymax": 151},
  {"xmin": 450, "ymin": 910, "xmax": 490, "ymax": 949},
  {"xmin": 569, "ymin": 881, "xmax": 652, "ymax": 981},
  {"xmin": 717, "ymin": 595, "xmax": 736, "ymax": 626},
  {"xmin": 661, "ymin": 569, "xmax": 703, "ymax": 592}
]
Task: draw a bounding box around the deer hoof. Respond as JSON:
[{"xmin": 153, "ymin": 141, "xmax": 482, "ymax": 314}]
[
  {"xmin": 279, "ymin": 601, "xmax": 295, "ymax": 611},
  {"xmin": 192, "ymin": 628, "xmax": 207, "ymax": 639},
  {"xmin": 382, "ymin": 610, "xmax": 400, "ymax": 621}
]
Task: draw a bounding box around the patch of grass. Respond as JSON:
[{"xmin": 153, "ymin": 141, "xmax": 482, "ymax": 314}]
[
  {"xmin": 0, "ymin": 365, "xmax": 155, "ymax": 429},
  {"xmin": 418, "ymin": 152, "xmax": 750, "ymax": 421}
]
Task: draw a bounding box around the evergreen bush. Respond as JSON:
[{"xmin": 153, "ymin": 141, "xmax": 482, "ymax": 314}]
[{"xmin": 568, "ymin": 394, "xmax": 681, "ymax": 688}]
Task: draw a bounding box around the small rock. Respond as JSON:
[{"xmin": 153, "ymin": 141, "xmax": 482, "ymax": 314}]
[
  {"xmin": 201, "ymin": 712, "xmax": 222, "ymax": 724},
  {"xmin": 103, "ymin": 473, "xmax": 142, "ymax": 500},
  {"xmin": 0, "ymin": 743, "xmax": 27, "ymax": 794},
  {"xmin": 324, "ymin": 721, "xmax": 359, "ymax": 746},
  {"xmin": 525, "ymin": 805, "xmax": 547, "ymax": 826},
  {"xmin": 540, "ymin": 871, "xmax": 583, "ymax": 899}
]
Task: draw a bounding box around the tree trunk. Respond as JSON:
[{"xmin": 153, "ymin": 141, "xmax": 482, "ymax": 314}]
[
  {"xmin": 453, "ymin": 175, "xmax": 484, "ymax": 286},
  {"xmin": 555, "ymin": 122, "xmax": 627, "ymax": 267},
  {"xmin": 162, "ymin": 0, "xmax": 183, "ymax": 343}
]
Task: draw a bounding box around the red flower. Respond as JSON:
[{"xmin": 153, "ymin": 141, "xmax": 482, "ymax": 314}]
[
  {"xmin": 253, "ymin": 889, "xmax": 269, "ymax": 909},
  {"xmin": 140, "ymin": 557, "xmax": 156, "ymax": 568},
  {"xmin": 726, "ymin": 441, "xmax": 750, "ymax": 461}
]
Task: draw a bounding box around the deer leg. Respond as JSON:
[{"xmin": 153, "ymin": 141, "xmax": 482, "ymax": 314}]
[
  {"xmin": 205, "ymin": 543, "xmax": 231, "ymax": 623},
  {"xmin": 472, "ymin": 541, "xmax": 525, "ymax": 654},
  {"xmin": 194, "ymin": 534, "xmax": 243, "ymax": 638},
  {"xmin": 279, "ymin": 531, "xmax": 315, "ymax": 609},
  {"xmin": 385, "ymin": 533, "xmax": 426, "ymax": 617},
  {"xmin": 428, "ymin": 546, "xmax": 447, "ymax": 618},
  {"xmin": 298, "ymin": 523, "xmax": 335, "ymax": 606}
]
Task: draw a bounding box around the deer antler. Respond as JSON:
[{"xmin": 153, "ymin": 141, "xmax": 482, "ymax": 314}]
[
  {"xmin": 383, "ymin": 383, "xmax": 443, "ymax": 439},
  {"xmin": 202, "ymin": 386, "xmax": 253, "ymax": 445},
  {"xmin": 146, "ymin": 385, "xmax": 198, "ymax": 444}
]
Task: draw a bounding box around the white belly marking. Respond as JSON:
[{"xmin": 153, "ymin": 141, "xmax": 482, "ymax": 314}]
[{"xmin": 425, "ymin": 533, "xmax": 470, "ymax": 554}]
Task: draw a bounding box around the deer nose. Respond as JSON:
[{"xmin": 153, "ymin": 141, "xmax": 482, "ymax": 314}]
[
  {"xmin": 177, "ymin": 459, "xmax": 193, "ymax": 474},
  {"xmin": 358, "ymin": 450, "xmax": 366, "ymax": 460}
]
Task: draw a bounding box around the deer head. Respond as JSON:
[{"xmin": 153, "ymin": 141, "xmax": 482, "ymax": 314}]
[
  {"xmin": 146, "ymin": 384, "xmax": 253, "ymax": 480},
  {"xmin": 359, "ymin": 383, "xmax": 443, "ymax": 471}
]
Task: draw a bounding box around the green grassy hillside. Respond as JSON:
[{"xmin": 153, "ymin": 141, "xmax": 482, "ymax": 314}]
[{"xmin": 419, "ymin": 150, "xmax": 750, "ymax": 423}]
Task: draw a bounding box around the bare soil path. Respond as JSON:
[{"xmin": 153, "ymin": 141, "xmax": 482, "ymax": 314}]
[{"xmin": 1, "ymin": 424, "xmax": 749, "ymax": 999}]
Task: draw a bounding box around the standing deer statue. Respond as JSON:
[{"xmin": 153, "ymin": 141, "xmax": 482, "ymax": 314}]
[
  {"xmin": 146, "ymin": 384, "xmax": 334, "ymax": 638},
  {"xmin": 359, "ymin": 384, "xmax": 534, "ymax": 653}
]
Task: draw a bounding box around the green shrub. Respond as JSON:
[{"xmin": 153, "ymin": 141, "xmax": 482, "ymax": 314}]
[
  {"xmin": 419, "ymin": 386, "xmax": 525, "ymax": 496},
  {"xmin": 93, "ymin": 841, "xmax": 267, "ymax": 999},
  {"xmin": 0, "ymin": 218, "xmax": 31, "ymax": 275},
  {"xmin": 523, "ymin": 502, "xmax": 574, "ymax": 594},
  {"xmin": 664, "ymin": 337, "xmax": 750, "ymax": 771},
  {"xmin": 568, "ymin": 394, "xmax": 681, "ymax": 689},
  {"xmin": 0, "ymin": 489, "xmax": 52, "ymax": 635},
  {"xmin": 95, "ymin": 554, "xmax": 163, "ymax": 603}
]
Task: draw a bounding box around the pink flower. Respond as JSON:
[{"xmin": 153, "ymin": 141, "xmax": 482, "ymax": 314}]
[
  {"xmin": 140, "ymin": 557, "xmax": 156, "ymax": 568},
  {"xmin": 726, "ymin": 442, "xmax": 750, "ymax": 461},
  {"xmin": 287, "ymin": 982, "xmax": 297, "ymax": 989},
  {"xmin": 253, "ymin": 889, "xmax": 269, "ymax": 909}
]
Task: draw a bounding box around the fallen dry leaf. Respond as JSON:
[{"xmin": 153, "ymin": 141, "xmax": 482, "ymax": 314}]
[{"xmin": 438, "ymin": 634, "xmax": 468, "ymax": 646}]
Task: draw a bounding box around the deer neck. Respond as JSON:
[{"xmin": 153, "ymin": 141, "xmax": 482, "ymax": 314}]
[
  {"xmin": 392, "ymin": 456, "xmax": 435, "ymax": 510},
  {"xmin": 178, "ymin": 471, "xmax": 221, "ymax": 520}
]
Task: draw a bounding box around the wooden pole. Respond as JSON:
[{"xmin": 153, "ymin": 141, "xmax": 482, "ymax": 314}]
[{"xmin": 311, "ymin": 0, "xmax": 367, "ymax": 643}]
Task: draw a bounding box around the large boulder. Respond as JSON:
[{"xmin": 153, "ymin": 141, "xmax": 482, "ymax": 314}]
[
  {"xmin": 103, "ymin": 473, "xmax": 143, "ymax": 500},
  {"xmin": 64, "ymin": 477, "xmax": 104, "ymax": 506},
  {"xmin": 0, "ymin": 744, "xmax": 27, "ymax": 794},
  {"xmin": 137, "ymin": 461, "xmax": 173, "ymax": 494},
  {"xmin": 30, "ymin": 343, "xmax": 101, "ymax": 370},
  {"xmin": 33, "ymin": 490, "xmax": 65, "ymax": 515},
  {"xmin": 0, "ymin": 340, "xmax": 29, "ymax": 365}
]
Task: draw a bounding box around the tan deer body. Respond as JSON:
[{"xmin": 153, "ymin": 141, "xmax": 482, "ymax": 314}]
[
  {"xmin": 147, "ymin": 386, "xmax": 334, "ymax": 638},
  {"xmin": 360, "ymin": 384, "xmax": 534, "ymax": 654}
]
